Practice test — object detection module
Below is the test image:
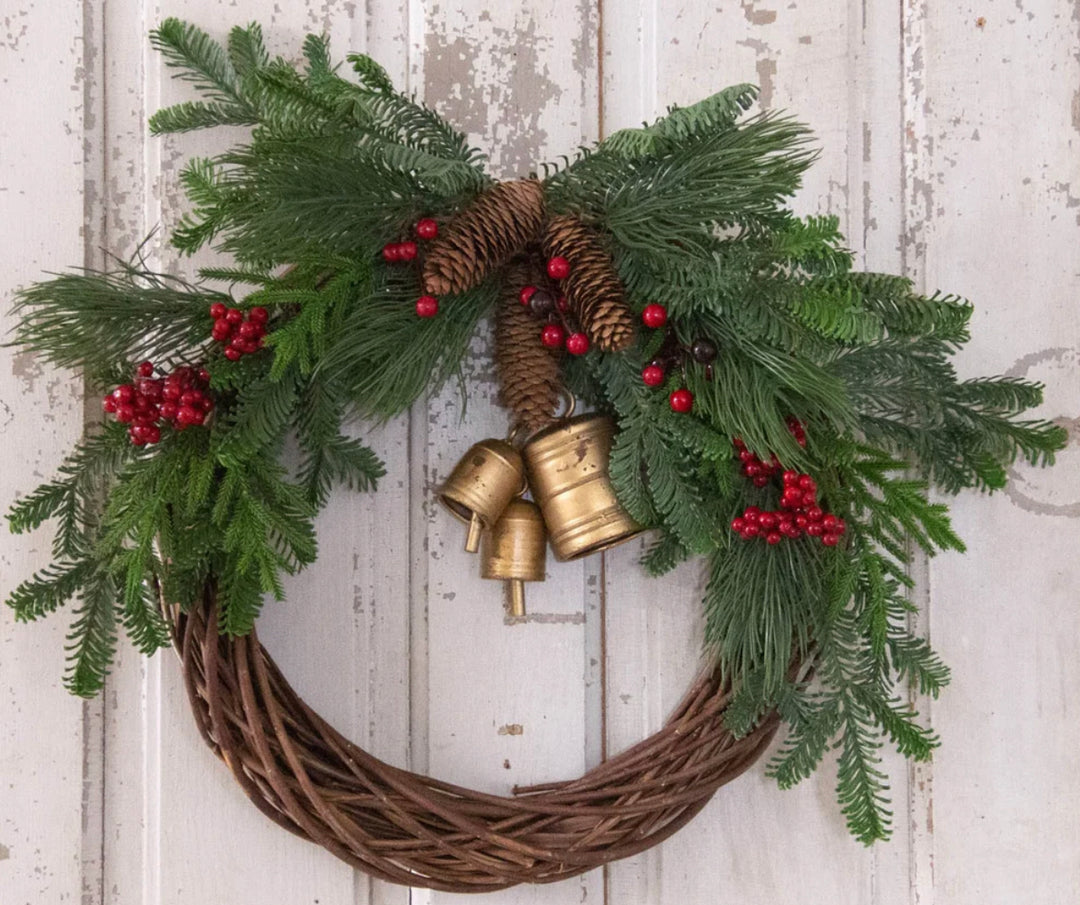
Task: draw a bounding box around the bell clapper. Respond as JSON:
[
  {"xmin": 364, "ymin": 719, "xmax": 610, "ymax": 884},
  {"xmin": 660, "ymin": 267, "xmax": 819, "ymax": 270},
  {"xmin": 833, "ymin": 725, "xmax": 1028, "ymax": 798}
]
[
  {"xmin": 465, "ymin": 512, "xmax": 483, "ymax": 553},
  {"xmin": 508, "ymin": 580, "xmax": 526, "ymax": 618}
]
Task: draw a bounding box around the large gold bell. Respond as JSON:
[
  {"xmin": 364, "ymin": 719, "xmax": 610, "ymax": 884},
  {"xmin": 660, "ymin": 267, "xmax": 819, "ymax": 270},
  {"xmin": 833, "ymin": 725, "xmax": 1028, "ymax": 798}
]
[
  {"xmin": 480, "ymin": 498, "xmax": 547, "ymax": 617},
  {"xmin": 522, "ymin": 413, "xmax": 644, "ymax": 561},
  {"xmin": 439, "ymin": 439, "xmax": 525, "ymax": 552}
]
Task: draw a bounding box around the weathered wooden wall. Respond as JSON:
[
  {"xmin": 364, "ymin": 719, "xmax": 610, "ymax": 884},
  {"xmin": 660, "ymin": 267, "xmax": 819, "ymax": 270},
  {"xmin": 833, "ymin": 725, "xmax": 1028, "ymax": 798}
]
[{"xmin": 1, "ymin": 1, "xmax": 1077, "ymax": 903}]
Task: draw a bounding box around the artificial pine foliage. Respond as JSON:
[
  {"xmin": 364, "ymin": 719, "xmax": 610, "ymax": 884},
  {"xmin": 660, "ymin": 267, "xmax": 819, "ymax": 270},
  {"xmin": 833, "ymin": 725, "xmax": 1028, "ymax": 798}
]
[{"xmin": 5, "ymin": 20, "xmax": 1066, "ymax": 844}]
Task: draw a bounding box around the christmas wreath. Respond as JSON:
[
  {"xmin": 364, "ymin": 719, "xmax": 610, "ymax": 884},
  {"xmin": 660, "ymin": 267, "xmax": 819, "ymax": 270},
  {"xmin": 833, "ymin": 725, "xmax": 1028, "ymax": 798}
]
[{"xmin": 5, "ymin": 19, "xmax": 1066, "ymax": 890}]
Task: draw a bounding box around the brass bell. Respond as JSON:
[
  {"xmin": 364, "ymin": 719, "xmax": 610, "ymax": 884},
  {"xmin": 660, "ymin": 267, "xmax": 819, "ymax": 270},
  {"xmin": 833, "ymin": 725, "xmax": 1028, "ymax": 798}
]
[
  {"xmin": 522, "ymin": 413, "xmax": 645, "ymax": 561},
  {"xmin": 480, "ymin": 498, "xmax": 547, "ymax": 617},
  {"xmin": 438, "ymin": 439, "xmax": 525, "ymax": 552}
]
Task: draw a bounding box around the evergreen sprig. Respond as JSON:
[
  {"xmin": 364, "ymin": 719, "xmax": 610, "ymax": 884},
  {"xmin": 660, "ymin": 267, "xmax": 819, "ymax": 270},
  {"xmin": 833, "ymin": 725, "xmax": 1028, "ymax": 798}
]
[{"xmin": 5, "ymin": 19, "xmax": 1066, "ymax": 845}]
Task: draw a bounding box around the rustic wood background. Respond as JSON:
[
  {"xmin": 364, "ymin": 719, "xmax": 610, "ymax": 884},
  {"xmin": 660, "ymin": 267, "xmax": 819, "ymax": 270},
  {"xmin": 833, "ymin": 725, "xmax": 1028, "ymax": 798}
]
[{"xmin": 2, "ymin": 1, "xmax": 1078, "ymax": 903}]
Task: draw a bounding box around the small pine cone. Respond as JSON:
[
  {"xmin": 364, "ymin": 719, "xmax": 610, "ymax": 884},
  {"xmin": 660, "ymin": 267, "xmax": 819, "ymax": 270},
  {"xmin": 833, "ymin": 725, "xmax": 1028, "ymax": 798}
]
[
  {"xmin": 494, "ymin": 261, "xmax": 564, "ymax": 433},
  {"xmin": 543, "ymin": 215, "xmax": 636, "ymax": 353},
  {"xmin": 422, "ymin": 180, "xmax": 546, "ymax": 296}
]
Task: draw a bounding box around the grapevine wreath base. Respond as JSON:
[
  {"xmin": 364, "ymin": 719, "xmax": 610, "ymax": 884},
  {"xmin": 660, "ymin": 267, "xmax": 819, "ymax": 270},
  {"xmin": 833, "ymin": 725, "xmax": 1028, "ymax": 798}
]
[{"xmin": 167, "ymin": 589, "xmax": 780, "ymax": 892}]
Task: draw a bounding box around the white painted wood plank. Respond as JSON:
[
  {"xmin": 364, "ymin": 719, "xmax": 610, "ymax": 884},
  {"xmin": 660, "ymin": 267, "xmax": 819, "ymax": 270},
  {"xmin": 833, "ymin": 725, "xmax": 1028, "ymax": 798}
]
[
  {"xmin": 0, "ymin": 3, "xmax": 101, "ymax": 904},
  {"xmin": 917, "ymin": 3, "xmax": 1080, "ymax": 902},
  {"xmin": 601, "ymin": 2, "xmax": 916, "ymax": 903},
  {"xmin": 415, "ymin": 4, "xmax": 604, "ymax": 904}
]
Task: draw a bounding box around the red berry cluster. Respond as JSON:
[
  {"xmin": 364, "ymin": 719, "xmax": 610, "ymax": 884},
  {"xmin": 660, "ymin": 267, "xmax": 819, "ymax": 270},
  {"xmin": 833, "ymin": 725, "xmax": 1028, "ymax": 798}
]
[
  {"xmin": 102, "ymin": 362, "xmax": 214, "ymax": 445},
  {"xmin": 382, "ymin": 218, "xmax": 443, "ymax": 318},
  {"xmin": 520, "ymin": 259, "xmax": 591, "ymax": 355},
  {"xmin": 733, "ymin": 437, "xmax": 782, "ymax": 488},
  {"xmin": 731, "ymin": 491, "xmax": 846, "ymax": 547},
  {"xmin": 637, "ymin": 304, "xmax": 698, "ymax": 414},
  {"xmin": 210, "ymin": 303, "xmax": 268, "ymax": 361},
  {"xmin": 730, "ymin": 423, "xmax": 847, "ymax": 547}
]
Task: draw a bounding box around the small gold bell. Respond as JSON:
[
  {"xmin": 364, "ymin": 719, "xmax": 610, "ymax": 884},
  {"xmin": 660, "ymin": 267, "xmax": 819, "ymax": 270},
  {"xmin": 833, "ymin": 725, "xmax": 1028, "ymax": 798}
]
[
  {"xmin": 523, "ymin": 413, "xmax": 644, "ymax": 561},
  {"xmin": 480, "ymin": 498, "xmax": 547, "ymax": 617},
  {"xmin": 438, "ymin": 439, "xmax": 525, "ymax": 552}
]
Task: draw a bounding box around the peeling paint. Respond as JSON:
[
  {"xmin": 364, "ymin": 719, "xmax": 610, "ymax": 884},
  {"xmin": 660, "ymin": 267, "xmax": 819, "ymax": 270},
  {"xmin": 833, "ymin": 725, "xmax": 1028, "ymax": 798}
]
[
  {"xmin": 755, "ymin": 57, "xmax": 777, "ymax": 110},
  {"xmin": 504, "ymin": 610, "xmax": 586, "ymax": 625},
  {"xmin": 0, "ymin": 842, "xmax": 8, "ymax": 861},
  {"xmin": 741, "ymin": 0, "xmax": 778, "ymax": 26},
  {"xmin": 497, "ymin": 723, "xmax": 523, "ymax": 735}
]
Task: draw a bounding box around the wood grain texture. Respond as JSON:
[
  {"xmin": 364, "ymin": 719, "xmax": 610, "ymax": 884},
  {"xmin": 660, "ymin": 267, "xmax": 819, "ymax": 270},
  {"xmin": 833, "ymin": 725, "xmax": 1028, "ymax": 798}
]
[{"xmin": 1, "ymin": 0, "xmax": 1078, "ymax": 903}]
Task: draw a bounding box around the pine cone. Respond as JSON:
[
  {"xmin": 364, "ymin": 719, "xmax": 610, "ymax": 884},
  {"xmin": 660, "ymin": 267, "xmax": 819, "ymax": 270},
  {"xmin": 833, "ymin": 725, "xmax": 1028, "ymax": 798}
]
[
  {"xmin": 543, "ymin": 215, "xmax": 636, "ymax": 353},
  {"xmin": 422, "ymin": 180, "xmax": 546, "ymax": 296},
  {"xmin": 494, "ymin": 260, "xmax": 564, "ymax": 432}
]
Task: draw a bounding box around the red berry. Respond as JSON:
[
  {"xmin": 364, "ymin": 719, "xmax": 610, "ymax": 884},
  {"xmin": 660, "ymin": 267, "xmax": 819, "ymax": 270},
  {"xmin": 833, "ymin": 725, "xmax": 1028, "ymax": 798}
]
[
  {"xmin": 519, "ymin": 285, "xmax": 538, "ymax": 307},
  {"xmin": 641, "ymin": 303, "xmax": 668, "ymax": 329},
  {"xmin": 731, "ymin": 517, "xmax": 746, "ymax": 533},
  {"xmin": 753, "ymin": 475, "xmax": 770, "ymax": 488},
  {"xmin": 114, "ymin": 384, "xmax": 135, "ymax": 404},
  {"xmin": 800, "ymin": 491, "xmax": 816, "ymax": 507},
  {"xmin": 225, "ymin": 308, "xmax": 244, "ymax": 325},
  {"xmin": 669, "ymin": 388, "xmax": 693, "ymax": 413},
  {"xmin": 102, "ymin": 396, "xmax": 117, "ymax": 413},
  {"xmin": 806, "ymin": 506, "xmax": 824, "ymax": 522},
  {"xmin": 733, "ymin": 437, "xmax": 746, "ymax": 449},
  {"xmin": 179, "ymin": 391, "xmax": 199, "ymax": 406},
  {"xmin": 556, "ymin": 295, "xmax": 569, "ymax": 312},
  {"xmin": 782, "ymin": 469, "xmax": 799, "ymax": 485},
  {"xmin": 541, "ymin": 324, "xmax": 566, "ymax": 348},
  {"xmin": 209, "ymin": 302, "xmax": 227, "ymax": 320},
  {"xmin": 782, "ymin": 489, "xmax": 803, "ymax": 509},
  {"xmin": 834, "ymin": 518, "xmax": 846, "ymax": 534},
  {"xmin": 236, "ymin": 339, "xmax": 260, "ymax": 355},
  {"xmin": 210, "ymin": 321, "xmax": 231, "ymax": 341},
  {"xmin": 198, "ymin": 368, "xmax": 212, "ymax": 383},
  {"xmin": 200, "ymin": 397, "xmax": 214, "ymax": 412},
  {"xmin": 821, "ymin": 533, "xmax": 841, "ymax": 547},
  {"xmin": 781, "ymin": 522, "xmax": 801, "ymax": 539},
  {"xmin": 744, "ymin": 462, "xmax": 761, "ymax": 477},
  {"xmin": 822, "ymin": 514, "xmax": 838, "ymax": 530},
  {"xmin": 766, "ymin": 531, "xmax": 783, "ymax": 545},
  {"xmin": 795, "ymin": 514, "xmax": 809, "ymax": 529},
  {"xmin": 137, "ymin": 378, "xmax": 163, "ymax": 401},
  {"xmin": 398, "ymin": 240, "xmax": 418, "ymax": 261},
  {"xmin": 546, "ymin": 256, "xmax": 570, "ymax": 280},
  {"xmin": 382, "ymin": 243, "xmax": 401, "ymax": 262},
  {"xmin": 758, "ymin": 512, "xmax": 778, "ymax": 530},
  {"xmin": 642, "ymin": 365, "xmax": 665, "ymax": 386},
  {"xmin": 162, "ymin": 384, "xmax": 182, "ymax": 402},
  {"xmin": 565, "ymin": 332, "xmax": 589, "ymax": 355},
  {"xmin": 415, "ymin": 295, "xmax": 439, "ymax": 318},
  {"xmin": 247, "ymin": 307, "xmax": 268, "ymax": 325},
  {"xmin": 806, "ymin": 523, "xmax": 824, "ymax": 537},
  {"xmin": 175, "ymin": 405, "xmax": 199, "ymax": 426},
  {"xmin": 742, "ymin": 524, "xmax": 761, "ymax": 538},
  {"xmin": 239, "ymin": 321, "xmax": 261, "ymax": 339},
  {"xmin": 137, "ymin": 361, "xmax": 154, "ymax": 377},
  {"xmin": 798, "ymin": 475, "xmax": 816, "ymax": 492},
  {"xmin": 116, "ymin": 404, "xmax": 136, "ymax": 423},
  {"xmin": 743, "ymin": 506, "xmax": 761, "ymax": 522},
  {"xmin": 160, "ymin": 402, "xmax": 178, "ymax": 420},
  {"xmin": 143, "ymin": 425, "xmax": 161, "ymax": 444},
  {"xmin": 223, "ymin": 347, "xmax": 243, "ymax": 362},
  {"xmin": 416, "ymin": 218, "xmax": 438, "ymax": 240}
]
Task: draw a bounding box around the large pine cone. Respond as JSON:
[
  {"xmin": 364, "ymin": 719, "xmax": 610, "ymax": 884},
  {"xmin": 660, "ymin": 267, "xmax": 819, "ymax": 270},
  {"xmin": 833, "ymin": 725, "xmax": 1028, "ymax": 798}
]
[
  {"xmin": 542, "ymin": 215, "xmax": 636, "ymax": 353},
  {"xmin": 423, "ymin": 180, "xmax": 546, "ymax": 297},
  {"xmin": 494, "ymin": 260, "xmax": 564, "ymax": 432}
]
